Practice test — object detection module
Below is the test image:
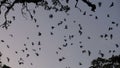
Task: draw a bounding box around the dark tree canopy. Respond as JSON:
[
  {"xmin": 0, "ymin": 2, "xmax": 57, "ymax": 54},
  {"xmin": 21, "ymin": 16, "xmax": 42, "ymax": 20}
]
[
  {"xmin": 0, "ymin": 0, "xmax": 97, "ymax": 29},
  {"xmin": 89, "ymin": 55, "xmax": 120, "ymax": 68}
]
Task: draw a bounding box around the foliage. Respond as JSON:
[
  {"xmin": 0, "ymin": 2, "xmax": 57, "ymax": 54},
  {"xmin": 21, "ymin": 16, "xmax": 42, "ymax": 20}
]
[
  {"xmin": 0, "ymin": 0, "xmax": 70, "ymax": 29},
  {"xmin": 89, "ymin": 55, "xmax": 120, "ymax": 68}
]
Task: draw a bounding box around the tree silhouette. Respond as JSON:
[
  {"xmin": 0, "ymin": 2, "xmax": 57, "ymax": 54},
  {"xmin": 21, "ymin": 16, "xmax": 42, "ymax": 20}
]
[
  {"xmin": 2, "ymin": 1, "xmax": 119, "ymax": 68},
  {"xmin": 89, "ymin": 55, "xmax": 120, "ymax": 68},
  {"xmin": 0, "ymin": 0, "xmax": 71, "ymax": 29},
  {"xmin": 0, "ymin": 0, "xmax": 97, "ymax": 29}
]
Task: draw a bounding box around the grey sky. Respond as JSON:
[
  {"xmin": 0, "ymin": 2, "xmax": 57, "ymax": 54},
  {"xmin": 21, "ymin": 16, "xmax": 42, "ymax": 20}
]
[{"xmin": 0, "ymin": 0, "xmax": 120, "ymax": 68}]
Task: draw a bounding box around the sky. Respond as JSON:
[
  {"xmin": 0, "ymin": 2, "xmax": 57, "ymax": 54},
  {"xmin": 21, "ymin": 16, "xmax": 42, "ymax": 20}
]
[{"xmin": 0, "ymin": 0, "xmax": 120, "ymax": 68}]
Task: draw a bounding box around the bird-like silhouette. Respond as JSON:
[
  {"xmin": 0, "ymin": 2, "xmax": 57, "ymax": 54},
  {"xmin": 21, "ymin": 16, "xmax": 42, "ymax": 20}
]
[
  {"xmin": 49, "ymin": 14, "xmax": 53, "ymax": 18},
  {"xmin": 25, "ymin": 47, "xmax": 28, "ymax": 50},
  {"xmin": 64, "ymin": 18, "xmax": 66, "ymax": 21},
  {"xmin": 83, "ymin": 11, "xmax": 86, "ymax": 15},
  {"xmin": 36, "ymin": 25, "xmax": 39, "ymax": 28},
  {"xmin": 35, "ymin": 53, "xmax": 39, "ymax": 56},
  {"xmin": 110, "ymin": 34, "xmax": 113, "ymax": 39},
  {"xmin": 1, "ymin": 40, "xmax": 4, "ymax": 42},
  {"xmin": 39, "ymin": 48, "xmax": 41, "ymax": 51},
  {"xmin": 64, "ymin": 25, "xmax": 68, "ymax": 29},
  {"xmin": 109, "ymin": 50, "xmax": 112, "ymax": 53},
  {"xmin": 51, "ymin": 26, "xmax": 55, "ymax": 29},
  {"xmin": 69, "ymin": 35, "xmax": 74, "ymax": 40},
  {"xmin": 115, "ymin": 44, "xmax": 119, "ymax": 48},
  {"xmin": 107, "ymin": 14, "xmax": 110, "ymax": 18},
  {"xmin": 12, "ymin": 16, "xmax": 15, "ymax": 20},
  {"xmin": 56, "ymin": 51, "xmax": 58, "ymax": 54},
  {"xmin": 26, "ymin": 54, "xmax": 30, "ymax": 57},
  {"xmin": 15, "ymin": 51, "xmax": 18, "ymax": 54},
  {"xmin": 6, "ymin": 45, "xmax": 10, "ymax": 48},
  {"xmin": 58, "ymin": 47, "xmax": 62, "ymax": 50},
  {"xmin": 0, "ymin": 51, "xmax": 2, "ymax": 57},
  {"xmin": 38, "ymin": 41, "xmax": 41, "ymax": 45},
  {"xmin": 98, "ymin": 2, "xmax": 102, "ymax": 7},
  {"xmin": 58, "ymin": 21, "xmax": 63, "ymax": 26},
  {"xmin": 80, "ymin": 45, "xmax": 83, "ymax": 48},
  {"xmin": 95, "ymin": 16, "xmax": 98, "ymax": 19},
  {"xmin": 79, "ymin": 62, "xmax": 82, "ymax": 65},
  {"xmin": 78, "ymin": 30, "xmax": 82, "ymax": 36},
  {"xmin": 88, "ymin": 50, "xmax": 91, "ymax": 56},
  {"xmin": 108, "ymin": 27, "xmax": 113, "ymax": 31},
  {"xmin": 63, "ymin": 43, "xmax": 68, "ymax": 47},
  {"xmin": 78, "ymin": 24, "xmax": 82, "ymax": 30},
  {"xmin": 21, "ymin": 49, "xmax": 25, "ymax": 52},
  {"xmin": 82, "ymin": 50, "xmax": 86, "ymax": 53},
  {"xmin": 59, "ymin": 57, "xmax": 65, "ymax": 62},
  {"xmin": 88, "ymin": 36, "xmax": 91, "ymax": 39},
  {"xmin": 50, "ymin": 32, "xmax": 53, "ymax": 35},
  {"xmin": 99, "ymin": 50, "xmax": 104, "ymax": 57},
  {"xmin": 109, "ymin": 2, "xmax": 114, "ymax": 8},
  {"xmin": 112, "ymin": 21, "xmax": 115, "ymax": 24},
  {"xmin": 9, "ymin": 34, "xmax": 13, "ymax": 37},
  {"xmin": 32, "ymin": 42, "xmax": 34, "ymax": 45},
  {"xmin": 116, "ymin": 23, "xmax": 119, "ymax": 27},
  {"xmin": 38, "ymin": 32, "xmax": 42, "ymax": 36},
  {"xmin": 6, "ymin": 57, "xmax": 10, "ymax": 62}
]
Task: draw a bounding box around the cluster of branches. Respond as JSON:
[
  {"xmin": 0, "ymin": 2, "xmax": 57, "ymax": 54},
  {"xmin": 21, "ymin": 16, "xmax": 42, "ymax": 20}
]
[
  {"xmin": 89, "ymin": 55, "xmax": 120, "ymax": 68},
  {"xmin": 0, "ymin": 0, "xmax": 70, "ymax": 29}
]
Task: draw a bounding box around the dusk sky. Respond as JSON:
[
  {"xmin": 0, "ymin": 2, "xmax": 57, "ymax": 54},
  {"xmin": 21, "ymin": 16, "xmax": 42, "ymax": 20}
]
[{"xmin": 0, "ymin": 0, "xmax": 120, "ymax": 68}]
